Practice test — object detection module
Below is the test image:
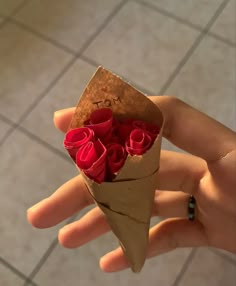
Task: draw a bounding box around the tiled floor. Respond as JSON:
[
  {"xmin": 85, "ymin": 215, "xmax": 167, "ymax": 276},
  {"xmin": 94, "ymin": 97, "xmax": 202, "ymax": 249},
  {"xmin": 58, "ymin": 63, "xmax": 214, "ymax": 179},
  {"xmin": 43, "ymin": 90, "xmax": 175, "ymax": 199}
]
[{"xmin": 0, "ymin": 0, "xmax": 235, "ymax": 285}]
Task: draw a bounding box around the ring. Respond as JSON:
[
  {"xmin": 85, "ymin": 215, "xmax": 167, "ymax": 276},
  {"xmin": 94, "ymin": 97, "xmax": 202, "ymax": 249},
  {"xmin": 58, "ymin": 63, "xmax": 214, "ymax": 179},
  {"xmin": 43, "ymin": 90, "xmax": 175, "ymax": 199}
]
[{"xmin": 188, "ymin": 195, "xmax": 196, "ymax": 221}]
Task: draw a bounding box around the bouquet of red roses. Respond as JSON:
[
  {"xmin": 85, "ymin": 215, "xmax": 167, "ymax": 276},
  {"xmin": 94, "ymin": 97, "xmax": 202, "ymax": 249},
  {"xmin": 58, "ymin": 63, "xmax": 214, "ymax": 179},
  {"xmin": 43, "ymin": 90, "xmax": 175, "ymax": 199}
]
[
  {"xmin": 64, "ymin": 107, "xmax": 160, "ymax": 183},
  {"xmin": 64, "ymin": 67, "xmax": 163, "ymax": 272}
]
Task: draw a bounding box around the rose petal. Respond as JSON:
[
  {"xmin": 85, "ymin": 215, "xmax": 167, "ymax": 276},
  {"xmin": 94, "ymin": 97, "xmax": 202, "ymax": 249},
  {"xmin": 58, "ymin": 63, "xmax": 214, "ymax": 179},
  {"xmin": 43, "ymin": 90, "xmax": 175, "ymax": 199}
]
[
  {"xmin": 76, "ymin": 140, "xmax": 107, "ymax": 183},
  {"xmin": 130, "ymin": 129, "xmax": 152, "ymax": 149},
  {"xmin": 106, "ymin": 143, "xmax": 127, "ymax": 176},
  {"xmin": 117, "ymin": 123, "xmax": 133, "ymax": 142},
  {"xmin": 112, "ymin": 118, "xmax": 120, "ymax": 128},
  {"xmin": 132, "ymin": 120, "xmax": 147, "ymax": 130},
  {"xmin": 122, "ymin": 118, "xmax": 135, "ymax": 125},
  {"xmin": 126, "ymin": 129, "xmax": 152, "ymax": 156},
  {"xmin": 100, "ymin": 129, "xmax": 113, "ymax": 145},
  {"xmin": 145, "ymin": 123, "xmax": 160, "ymax": 140},
  {"xmin": 85, "ymin": 108, "xmax": 113, "ymax": 138},
  {"xmin": 132, "ymin": 120, "xmax": 160, "ymax": 140},
  {"xmin": 64, "ymin": 127, "xmax": 95, "ymax": 161},
  {"xmin": 76, "ymin": 141, "xmax": 98, "ymax": 169}
]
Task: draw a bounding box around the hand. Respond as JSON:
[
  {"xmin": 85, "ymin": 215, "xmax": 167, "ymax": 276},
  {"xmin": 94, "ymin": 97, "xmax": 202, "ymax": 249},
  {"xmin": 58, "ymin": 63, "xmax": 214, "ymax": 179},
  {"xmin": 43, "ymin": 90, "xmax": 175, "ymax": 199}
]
[{"xmin": 27, "ymin": 96, "xmax": 236, "ymax": 272}]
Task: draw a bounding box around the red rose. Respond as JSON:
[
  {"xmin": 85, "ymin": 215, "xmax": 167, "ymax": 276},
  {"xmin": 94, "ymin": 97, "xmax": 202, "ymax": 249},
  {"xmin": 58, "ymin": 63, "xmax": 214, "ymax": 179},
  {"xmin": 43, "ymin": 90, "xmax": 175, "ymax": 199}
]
[
  {"xmin": 64, "ymin": 108, "xmax": 160, "ymax": 181},
  {"xmin": 132, "ymin": 120, "xmax": 146, "ymax": 130},
  {"xmin": 64, "ymin": 127, "xmax": 95, "ymax": 161},
  {"xmin": 132, "ymin": 120, "xmax": 160, "ymax": 140},
  {"xmin": 126, "ymin": 128, "xmax": 152, "ymax": 155},
  {"xmin": 116, "ymin": 123, "xmax": 133, "ymax": 143},
  {"xmin": 76, "ymin": 139, "xmax": 107, "ymax": 183},
  {"xmin": 143, "ymin": 122, "xmax": 160, "ymax": 140},
  {"xmin": 84, "ymin": 108, "xmax": 113, "ymax": 140},
  {"xmin": 106, "ymin": 143, "xmax": 127, "ymax": 179},
  {"xmin": 114, "ymin": 119, "xmax": 134, "ymax": 143}
]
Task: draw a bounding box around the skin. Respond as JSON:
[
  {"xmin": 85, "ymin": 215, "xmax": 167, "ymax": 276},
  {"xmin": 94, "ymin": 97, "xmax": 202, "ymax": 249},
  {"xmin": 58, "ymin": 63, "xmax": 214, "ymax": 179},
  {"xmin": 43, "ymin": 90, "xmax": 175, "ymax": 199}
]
[{"xmin": 27, "ymin": 96, "xmax": 236, "ymax": 272}]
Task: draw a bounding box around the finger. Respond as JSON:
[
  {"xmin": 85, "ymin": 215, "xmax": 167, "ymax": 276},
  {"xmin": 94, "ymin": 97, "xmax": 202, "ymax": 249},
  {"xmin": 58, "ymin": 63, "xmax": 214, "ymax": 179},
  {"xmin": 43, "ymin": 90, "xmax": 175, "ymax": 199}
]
[
  {"xmin": 54, "ymin": 107, "xmax": 75, "ymax": 133},
  {"xmin": 27, "ymin": 175, "xmax": 93, "ymax": 228},
  {"xmin": 59, "ymin": 191, "xmax": 192, "ymax": 249},
  {"xmin": 157, "ymin": 150, "xmax": 207, "ymax": 195},
  {"xmin": 59, "ymin": 207, "xmax": 110, "ymax": 248},
  {"xmin": 27, "ymin": 150, "xmax": 203, "ymax": 229},
  {"xmin": 153, "ymin": 191, "xmax": 192, "ymax": 218},
  {"xmin": 150, "ymin": 96, "xmax": 236, "ymax": 162},
  {"xmin": 100, "ymin": 218, "xmax": 207, "ymax": 272}
]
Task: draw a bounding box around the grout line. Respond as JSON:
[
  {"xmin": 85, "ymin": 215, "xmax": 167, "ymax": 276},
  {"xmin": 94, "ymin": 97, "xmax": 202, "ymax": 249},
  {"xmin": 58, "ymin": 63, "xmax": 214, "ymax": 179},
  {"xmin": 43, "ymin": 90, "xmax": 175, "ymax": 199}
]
[
  {"xmin": 80, "ymin": 54, "xmax": 155, "ymax": 95},
  {"xmin": 135, "ymin": 0, "xmax": 205, "ymax": 32},
  {"xmin": 0, "ymin": 0, "xmax": 30, "ymax": 30},
  {"xmin": 172, "ymin": 248, "xmax": 197, "ymax": 286},
  {"xmin": 9, "ymin": 0, "xmax": 128, "ymax": 58},
  {"xmin": 23, "ymin": 238, "xmax": 58, "ymax": 286},
  {"xmin": 210, "ymin": 249, "xmax": 236, "ymax": 266},
  {"xmin": 0, "ymin": 114, "xmax": 71, "ymax": 162},
  {"xmin": 134, "ymin": 0, "xmax": 236, "ymax": 48},
  {"xmin": 0, "ymin": 113, "xmax": 16, "ymax": 127},
  {"xmin": 7, "ymin": 0, "xmax": 30, "ymax": 17},
  {"xmin": 24, "ymin": 215, "xmax": 78, "ymax": 286},
  {"xmin": 22, "ymin": 281, "xmax": 38, "ymax": 286},
  {"xmin": 77, "ymin": 0, "xmax": 128, "ymax": 55},
  {"xmin": 207, "ymin": 31, "xmax": 236, "ymax": 48},
  {"xmin": 158, "ymin": 0, "xmax": 230, "ymax": 95},
  {"xmin": 13, "ymin": 56, "xmax": 77, "ymax": 126},
  {"xmin": 0, "ymin": 0, "xmax": 128, "ymax": 148},
  {"xmin": 17, "ymin": 125, "xmax": 71, "ymax": 162},
  {"xmin": 0, "ymin": 256, "xmax": 38, "ymax": 286},
  {"xmin": 0, "ymin": 117, "xmax": 19, "ymax": 146},
  {"xmin": 0, "ymin": 56, "xmax": 77, "ymax": 147},
  {"xmin": 9, "ymin": 18, "xmax": 77, "ymax": 55}
]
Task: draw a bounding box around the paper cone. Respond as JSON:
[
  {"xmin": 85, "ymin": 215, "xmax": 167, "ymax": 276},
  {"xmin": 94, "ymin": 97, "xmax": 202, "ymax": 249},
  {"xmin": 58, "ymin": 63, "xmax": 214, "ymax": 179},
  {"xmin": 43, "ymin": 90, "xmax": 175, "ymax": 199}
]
[
  {"xmin": 69, "ymin": 67, "xmax": 163, "ymax": 272},
  {"xmin": 83, "ymin": 170, "xmax": 158, "ymax": 272}
]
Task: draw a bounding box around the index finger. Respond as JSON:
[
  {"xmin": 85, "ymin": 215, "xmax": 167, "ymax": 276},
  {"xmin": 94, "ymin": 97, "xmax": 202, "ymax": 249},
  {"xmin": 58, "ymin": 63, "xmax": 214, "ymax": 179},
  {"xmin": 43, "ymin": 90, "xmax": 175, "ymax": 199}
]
[
  {"xmin": 53, "ymin": 96, "xmax": 236, "ymax": 162},
  {"xmin": 27, "ymin": 175, "xmax": 94, "ymax": 228}
]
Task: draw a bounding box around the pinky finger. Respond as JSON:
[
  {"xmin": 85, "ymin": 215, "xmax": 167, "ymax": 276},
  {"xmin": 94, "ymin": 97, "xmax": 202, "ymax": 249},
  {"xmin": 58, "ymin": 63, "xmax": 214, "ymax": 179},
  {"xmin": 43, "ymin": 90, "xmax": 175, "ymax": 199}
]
[{"xmin": 100, "ymin": 218, "xmax": 207, "ymax": 272}]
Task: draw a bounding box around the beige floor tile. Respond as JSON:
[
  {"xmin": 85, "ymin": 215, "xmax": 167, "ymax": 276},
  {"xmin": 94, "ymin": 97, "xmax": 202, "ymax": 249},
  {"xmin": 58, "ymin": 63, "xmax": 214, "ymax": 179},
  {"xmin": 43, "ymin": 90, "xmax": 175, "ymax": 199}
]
[
  {"xmin": 35, "ymin": 231, "xmax": 191, "ymax": 286},
  {"xmin": 0, "ymin": 0, "xmax": 25, "ymax": 16},
  {"xmin": 0, "ymin": 119, "xmax": 12, "ymax": 141},
  {"xmin": 0, "ymin": 263, "xmax": 24, "ymax": 286},
  {"xmin": 0, "ymin": 23, "xmax": 72, "ymax": 122},
  {"xmin": 213, "ymin": 248, "xmax": 236, "ymax": 263},
  {"xmin": 84, "ymin": 1, "xmax": 199, "ymax": 94},
  {"xmin": 166, "ymin": 36, "xmax": 236, "ymax": 131},
  {"xmin": 21, "ymin": 59, "xmax": 95, "ymax": 150},
  {"xmin": 0, "ymin": 129, "xmax": 78, "ymax": 274},
  {"xmin": 180, "ymin": 248, "xmax": 236, "ymax": 286},
  {"xmin": 143, "ymin": 0, "xmax": 222, "ymax": 27},
  {"xmin": 210, "ymin": 0, "xmax": 236, "ymax": 44},
  {"xmin": 161, "ymin": 138, "xmax": 186, "ymax": 153},
  {"xmin": 14, "ymin": 0, "xmax": 123, "ymax": 52}
]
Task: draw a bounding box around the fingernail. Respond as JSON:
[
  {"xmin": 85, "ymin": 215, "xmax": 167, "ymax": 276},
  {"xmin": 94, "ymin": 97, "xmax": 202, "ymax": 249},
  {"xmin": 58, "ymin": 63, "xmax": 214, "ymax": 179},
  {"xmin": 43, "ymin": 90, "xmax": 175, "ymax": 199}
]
[
  {"xmin": 54, "ymin": 108, "xmax": 70, "ymax": 117},
  {"xmin": 54, "ymin": 110, "xmax": 62, "ymax": 117},
  {"xmin": 100, "ymin": 256, "xmax": 116, "ymax": 273},
  {"xmin": 27, "ymin": 199, "xmax": 46, "ymax": 212},
  {"xmin": 60, "ymin": 224, "xmax": 71, "ymax": 233}
]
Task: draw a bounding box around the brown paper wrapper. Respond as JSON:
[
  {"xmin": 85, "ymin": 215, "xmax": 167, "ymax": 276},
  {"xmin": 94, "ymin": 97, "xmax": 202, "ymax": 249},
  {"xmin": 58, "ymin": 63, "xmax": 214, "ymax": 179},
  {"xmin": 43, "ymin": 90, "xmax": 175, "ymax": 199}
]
[{"xmin": 69, "ymin": 67, "xmax": 163, "ymax": 272}]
